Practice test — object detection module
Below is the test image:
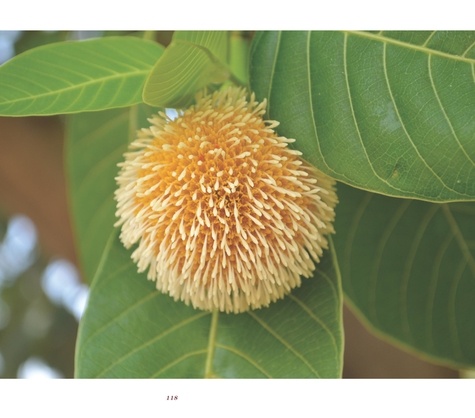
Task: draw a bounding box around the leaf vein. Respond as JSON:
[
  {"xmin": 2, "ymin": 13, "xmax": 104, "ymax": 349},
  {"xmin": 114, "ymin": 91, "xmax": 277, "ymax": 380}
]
[
  {"xmin": 95, "ymin": 312, "xmax": 209, "ymax": 377},
  {"xmin": 287, "ymin": 294, "xmax": 339, "ymax": 355},
  {"xmin": 382, "ymin": 42, "xmax": 464, "ymax": 196},
  {"xmin": 369, "ymin": 199, "xmax": 412, "ymax": 326},
  {"xmin": 421, "ymin": 31, "xmax": 437, "ymax": 47},
  {"xmin": 343, "ymin": 34, "xmax": 406, "ymax": 195},
  {"xmin": 427, "ymin": 54, "xmax": 475, "ymax": 165},
  {"xmin": 214, "ymin": 344, "xmax": 272, "ymax": 377},
  {"xmin": 151, "ymin": 350, "xmax": 209, "ymax": 378},
  {"xmin": 247, "ymin": 311, "xmax": 321, "ymax": 377},
  {"xmin": 441, "ymin": 204, "xmax": 475, "ymax": 277},
  {"xmin": 399, "ymin": 204, "xmax": 439, "ymax": 343},
  {"xmin": 306, "ymin": 31, "xmax": 334, "ymax": 175},
  {"xmin": 448, "ymin": 259, "xmax": 467, "ymax": 359}
]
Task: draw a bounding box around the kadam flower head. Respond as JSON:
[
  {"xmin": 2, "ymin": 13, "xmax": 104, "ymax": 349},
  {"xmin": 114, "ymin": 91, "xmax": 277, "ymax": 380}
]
[{"xmin": 115, "ymin": 86, "xmax": 337, "ymax": 313}]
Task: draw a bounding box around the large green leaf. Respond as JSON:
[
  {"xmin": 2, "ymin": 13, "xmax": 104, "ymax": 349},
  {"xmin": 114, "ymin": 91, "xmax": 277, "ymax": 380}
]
[
  {"xmin": 143, "ymin": 31, "xmax": 230, "ymax": 108},
  {"xmin": 75, "ymin": 235, "xmax": 342, "ymax": 378},
  {"xmin": 0, "ymin": 37, "xmax": 164, "ymax": 116},
  {"xmin": 67, "ymin": 106, "xmax": 343, "ymax": 378},
  {"xmin": 334, "ymin": 183, "xmax": 475, "ymax": 368},
  {"xmin": 250, "ymin": 31, "xmax": 475, "ymax": 203}
]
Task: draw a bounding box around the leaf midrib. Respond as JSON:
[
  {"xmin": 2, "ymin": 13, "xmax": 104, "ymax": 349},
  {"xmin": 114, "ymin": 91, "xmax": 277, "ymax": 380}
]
[
  {"xmin": 204, "ymin": 310, "xmax": 219, "ymax": 378},
  {"xmin": 0, "ymin": 69, "xmax": 149, "ymax": 107},
  {"xmin": 346, "ymin": 31, "xmax": 475, "ymax": 64}
]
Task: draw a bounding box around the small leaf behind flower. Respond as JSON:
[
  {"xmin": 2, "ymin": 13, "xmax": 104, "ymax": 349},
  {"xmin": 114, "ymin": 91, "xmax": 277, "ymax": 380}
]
[{"xmin": 143, "ymin": 31, "xmax": 231, "ymax": 108}]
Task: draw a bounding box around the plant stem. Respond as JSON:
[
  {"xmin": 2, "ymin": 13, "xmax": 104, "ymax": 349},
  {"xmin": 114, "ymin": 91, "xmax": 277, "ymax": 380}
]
[{"xmin": 143, "ymin": 31, "xmax": 156, "ymax": 41}]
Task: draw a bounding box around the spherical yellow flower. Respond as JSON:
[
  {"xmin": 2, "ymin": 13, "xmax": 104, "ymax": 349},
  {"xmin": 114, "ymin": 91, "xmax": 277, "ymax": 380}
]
[{"xmin": 115, "ymin": 86, "xmax": 337, "ymax": 313}]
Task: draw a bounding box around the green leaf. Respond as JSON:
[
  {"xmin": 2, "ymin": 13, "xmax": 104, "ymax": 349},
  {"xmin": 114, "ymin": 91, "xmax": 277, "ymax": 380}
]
[
  {"xmin": 67, "ymin": 105, "xmax": 343, "ymax": 378},
  {"xmin": 250, "ymin": 31, "xmax": 475, "ymax": 202},
  {"xmin": 143, "ymin": 31, "xmax": 230, "ymax": 108},
  {"xmin": 66, "ymin": 106, "xmax": 154, "ymax": 283},
  {"xmin": 75, "ymin": 234, "xmax": 343, "ymax": 378},
  {"xmin": 173, "ymin": 31, "xmax": 228, "ymax": 64},
  {"xmin": 334, "ymin": 183, "xmax": 475, "ymax": 368},
  {"xmin": 0, "ymin": 36, "xmax": 164, "ymax": 116}
]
